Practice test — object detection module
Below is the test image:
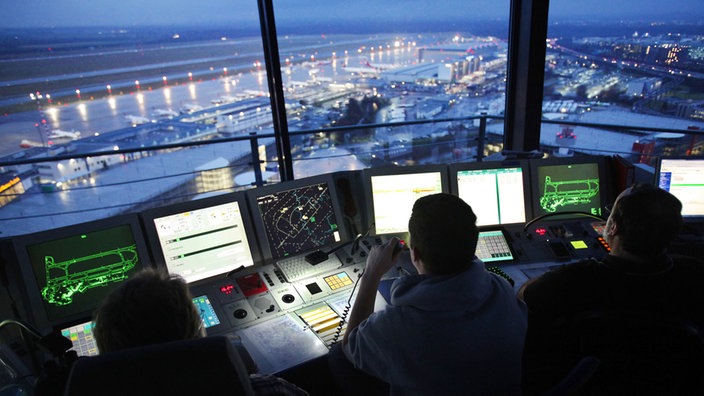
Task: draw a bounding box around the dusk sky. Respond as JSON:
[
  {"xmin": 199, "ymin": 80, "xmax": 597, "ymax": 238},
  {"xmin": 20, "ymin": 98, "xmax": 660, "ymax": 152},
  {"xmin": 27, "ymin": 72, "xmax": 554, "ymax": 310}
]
[{"xmin": 2, "ymin": 0, "xmax": 702, "ymax": 28}]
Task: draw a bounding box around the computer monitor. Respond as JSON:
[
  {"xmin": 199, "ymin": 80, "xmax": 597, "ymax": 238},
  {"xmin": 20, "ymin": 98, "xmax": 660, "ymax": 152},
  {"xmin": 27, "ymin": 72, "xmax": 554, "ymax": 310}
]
[
  {"xmin": 530, "ymin": 156, "xmax": 611, "ymax": 219},
  {"xmin": 449, "ymin": 160, "xmax": 531, "ymax": 226},
  {"xmin": 247, "ymin": 174, "xmax": 350, "ymax": 262},
  {"xmin": 12, "ymin": 214, "xmax": 151, "ymax": 331},
  {"xmin": 655, "ymin": 156, "xmax": 704, "ymax": 219},
  {"xmin": 141, "ymin": 192, "xmax": 260, "ymax": 284},
  {"xmin": 363, "ymin": 165, "xmax": 449, "ymax": 235}
]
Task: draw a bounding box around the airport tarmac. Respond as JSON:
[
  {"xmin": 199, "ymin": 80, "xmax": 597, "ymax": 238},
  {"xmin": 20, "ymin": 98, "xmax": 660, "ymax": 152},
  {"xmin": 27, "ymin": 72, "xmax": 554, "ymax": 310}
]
[{"xmin": 0, "ymin": 33, "xmax": 423, "ymax": 158}]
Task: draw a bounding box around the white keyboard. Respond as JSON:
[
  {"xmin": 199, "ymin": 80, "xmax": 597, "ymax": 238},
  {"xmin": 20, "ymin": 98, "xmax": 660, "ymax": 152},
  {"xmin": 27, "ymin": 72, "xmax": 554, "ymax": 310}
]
[{"xmin": 276, "ymin": 254, "xmax": 343, "ymax": 282}]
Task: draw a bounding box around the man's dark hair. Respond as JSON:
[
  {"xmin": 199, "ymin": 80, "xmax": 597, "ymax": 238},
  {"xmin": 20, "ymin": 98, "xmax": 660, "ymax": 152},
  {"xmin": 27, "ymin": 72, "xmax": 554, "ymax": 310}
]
[
  {"xmin": 408, "ymin": 193, "xmax": 478, "ymax": 274},
  {"xmin": 94, "ymin": 269, "xmax": 202, "ymax": 353},
  {"xmin": 612, "ymin": 183, "xmax": 682, "ymax": 257}
]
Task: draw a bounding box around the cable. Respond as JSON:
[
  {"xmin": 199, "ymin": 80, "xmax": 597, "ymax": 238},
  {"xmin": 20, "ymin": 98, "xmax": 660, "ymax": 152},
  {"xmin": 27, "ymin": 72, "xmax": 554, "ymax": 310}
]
[
  {"xmin": 350, "ymin": 222, "xmax": 374, "ymax": 255},
  {"xmin": 0, "ymin": 320, "xmax": 43, "ymax": 340},
  {"xmin": 330, "ymin": 267, "xmax": 365, "ymax": 346}
]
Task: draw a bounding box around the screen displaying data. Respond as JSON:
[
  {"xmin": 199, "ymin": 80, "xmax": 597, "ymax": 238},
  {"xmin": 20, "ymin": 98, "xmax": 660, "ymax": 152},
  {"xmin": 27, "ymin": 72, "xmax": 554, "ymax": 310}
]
[
  {"xmin": 474, "ymin": 230, "xmax": 515, "ymax": 263},
  {"xmin": 193, "ymin": 295, "xmax": 221, "ymax": 329},
  {"xmin": 456, "ymin": 167, "xmax": 526, "ymax": 226},
  {"xmin": 657, "ymin": 158, "xmax": 704, "ymax": 217},
  {"xmin": 61, "ymin": 321, "xmax": 99, "ymax": 356},
  {"xmin": 535, "ymin": 162, "xmax": 602, "ymax": 217},
  {"xmin": 256, "ymin": 182, "xmax": 341, "ymax": 259},
  {"xmin": 25, "ymin": 224, "xmax": 143, "ymax": 324},
  {"xmin": 153, "ymin": 201, "xmax": 255, "ymax": 283},
  {"xmin": 371, "ymin": 172, "xmax": 444, "ymax": 234}
]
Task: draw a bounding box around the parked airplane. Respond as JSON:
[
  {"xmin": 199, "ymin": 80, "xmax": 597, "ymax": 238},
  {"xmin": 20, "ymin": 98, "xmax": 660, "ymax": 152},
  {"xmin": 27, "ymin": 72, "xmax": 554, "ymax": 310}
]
[
  {"xmin": 151, "ymin": 108, "xmax": 179, "ymax": 118},
  {"xmin": 342, "ymin": 62, "xmax": 380, "ymax": 76},
  {"xmin": 362, "ymin": 57, "xmax": 397, "ymax": 70},
  {"xmin": 20, "ymin": 139, "xmax": 43, "ymax": 148},
  {"xmin": 48, "ymin": 129, "xmax": 81, "ymax": 140},
  {"xmin": 125, "ymin": 115, "xmax": 152, "ymax": 126}
]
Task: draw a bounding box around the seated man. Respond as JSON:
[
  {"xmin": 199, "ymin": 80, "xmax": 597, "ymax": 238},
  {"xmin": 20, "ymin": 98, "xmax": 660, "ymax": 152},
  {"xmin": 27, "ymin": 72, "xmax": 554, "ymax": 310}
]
[
  {"xmin": 94, "ymin": 268, "xmax": 309, "ymax": 396},
  {"xmin": 331, "ymin": 193, "xmax": 527, "ymax": 395},
  {"xmin": 519, "ymin": 183, "xmax": 704, "ymax": 394}
]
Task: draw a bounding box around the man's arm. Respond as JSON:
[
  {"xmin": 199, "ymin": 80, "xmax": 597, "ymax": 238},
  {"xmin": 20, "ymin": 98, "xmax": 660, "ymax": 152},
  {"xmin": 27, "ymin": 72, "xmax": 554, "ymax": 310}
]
[
  {"xmin": 517, "ymin": 277, "xmax": 538, "ymax": 301},
  {"xmin": 342, "ymin": 237, "xmax": 399, "ymax": 346}
]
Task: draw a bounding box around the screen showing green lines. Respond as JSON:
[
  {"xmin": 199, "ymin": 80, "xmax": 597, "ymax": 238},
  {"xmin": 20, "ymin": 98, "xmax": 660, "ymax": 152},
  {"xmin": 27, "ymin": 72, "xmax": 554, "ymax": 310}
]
[
  {"xmin": 535, "ymin": 162, "xmax": 602, "ymax": 217},
  {"xmin": 21, "ymin": 220, "xmax": 145, "ymax": 326}
]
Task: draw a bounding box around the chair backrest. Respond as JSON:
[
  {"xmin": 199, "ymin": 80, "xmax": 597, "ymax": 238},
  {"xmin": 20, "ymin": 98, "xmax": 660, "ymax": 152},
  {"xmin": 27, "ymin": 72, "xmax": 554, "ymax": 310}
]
[
  {"xmin": 559, "ymin": 310, "xmax": 704, "ymax": 395},
  {"xmin": 63, "ymin": 336, "xmax": 255, "ymax": 396}
]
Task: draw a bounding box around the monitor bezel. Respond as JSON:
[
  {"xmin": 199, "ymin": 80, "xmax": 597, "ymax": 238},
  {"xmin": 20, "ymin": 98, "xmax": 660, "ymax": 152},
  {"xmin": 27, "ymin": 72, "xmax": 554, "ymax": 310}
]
[
  {"xmin": 245, "ymin": 173, "xmax": 352, "ymax": 263},
  {"xmin": 448, "ymin": 159, "xmax": 533, "ymax": 226},
  {"xmin": 528, "ymin": 155, "xmax": 613, "ymax": 220},
  {"xmin": 654, "ymin": 155, "xmax": 704, "ymax": 220},
  {"xmin": 11, "ymin": 214, "xmax": 152, "ymax": 332},
  {"xmin": 140, "ymin": 191, "xmax": 263, "ymax": 284},
  {"xmin": 361, "ymin": 164, "xmax": 450, "ymax": 237}
]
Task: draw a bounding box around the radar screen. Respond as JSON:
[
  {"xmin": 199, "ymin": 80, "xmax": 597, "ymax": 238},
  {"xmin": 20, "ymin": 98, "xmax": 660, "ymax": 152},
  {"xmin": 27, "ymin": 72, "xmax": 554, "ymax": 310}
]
[
  {"xmin": 536, "ymin": 163, "xmax": 601, "ymax": 216},
  {"xmin": 256, "ymin": 182, "xmax": 341, "ymax": 259}
]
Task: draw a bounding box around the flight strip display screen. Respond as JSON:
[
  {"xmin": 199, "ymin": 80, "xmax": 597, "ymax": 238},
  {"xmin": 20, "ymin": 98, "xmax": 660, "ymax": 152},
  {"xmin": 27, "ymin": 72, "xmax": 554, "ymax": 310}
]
[
  {"xmin": 255, "ymin": 181, "xmax": 341, "ymax": 259},
  {"xmin": 152, "ymin": 201, "xmax": 255, "ymax": 283},
  {"xmin": 371, "ymin": 172, "xmax": 444, "ymax": 234},
  {"xmin": 657, "ymin": 158, "xmax": 704, "ymax": 217},
  {"xmin": 456, "ymin": 167, "xmax": 526, "ymax": 226}
]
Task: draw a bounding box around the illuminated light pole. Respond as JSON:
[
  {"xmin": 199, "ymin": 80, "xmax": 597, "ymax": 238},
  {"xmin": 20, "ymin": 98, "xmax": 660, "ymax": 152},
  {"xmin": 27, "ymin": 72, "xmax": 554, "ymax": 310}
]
[
  {"xmin": 223, "ymin": 67, "xmax": 228, "ymax": 76},
  {"xmin": 106, "ymin": 84, "xmax": 112, "ymax": 95},
  {"xmin": 163, "ymin": 76, "xmax": 168, "ymax": 86},
  {"xmin": 134, "ymin": 80, "xmax": 141, "ymax": 91},
  {"xmin": 188, "ymin": 72, "xmax": 193, "ymax": 81},
  {"xmin": 46, "ymin": 93, "xmax": 52, "ymax": 104},
  {"xmin": 75, "ymin": 89, "xmax": 81, "ymax": 100}
]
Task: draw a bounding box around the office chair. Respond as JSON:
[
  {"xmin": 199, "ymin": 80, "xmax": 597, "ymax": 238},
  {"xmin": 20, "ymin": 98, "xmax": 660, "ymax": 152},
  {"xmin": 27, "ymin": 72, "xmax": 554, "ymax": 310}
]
[
  {"xmin": 63, "ymin": 336, "xmax": 255, "ymax": 396},
  {"xmin": 554, "ymin": 310, "xmax": 704, "ymax": 395}
]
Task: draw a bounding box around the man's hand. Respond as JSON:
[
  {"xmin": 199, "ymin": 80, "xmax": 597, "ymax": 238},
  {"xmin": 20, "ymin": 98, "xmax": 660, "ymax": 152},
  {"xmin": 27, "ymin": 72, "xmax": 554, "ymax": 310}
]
[
  {"xmin": 364, "ymin": 237, "xmax": 401, "ymax": 281},
  {"xmin": 342, "ymin": 237, "xmax": 401, "ymax": 346}
]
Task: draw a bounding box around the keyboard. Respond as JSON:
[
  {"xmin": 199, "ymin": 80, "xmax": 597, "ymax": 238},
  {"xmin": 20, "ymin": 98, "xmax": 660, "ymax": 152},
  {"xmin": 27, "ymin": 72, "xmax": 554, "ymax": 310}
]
[{"xmin": 276, "ymin": 254, "xmax": 343, "ymax": 283}]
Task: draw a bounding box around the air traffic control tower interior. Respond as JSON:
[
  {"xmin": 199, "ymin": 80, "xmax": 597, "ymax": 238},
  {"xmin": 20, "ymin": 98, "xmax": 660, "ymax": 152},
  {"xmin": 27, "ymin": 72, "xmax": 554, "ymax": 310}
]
[{"xmin": 0, "ymin": 154, "xmax": 703, "ymax": 394}]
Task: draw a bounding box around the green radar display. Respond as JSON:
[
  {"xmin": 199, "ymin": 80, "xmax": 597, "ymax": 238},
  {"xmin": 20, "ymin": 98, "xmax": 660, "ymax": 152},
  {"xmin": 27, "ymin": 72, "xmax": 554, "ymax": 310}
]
[
  {"xmin": 25, "ymin": 223, "xmax": 143, "ymax": 322},
  {"xmin": 41, "ymin": 244, "xmax": 138, "ymax": 306},
  {"xmin": 536, "ymin": 163, "xmax": 602, "ymax": 216}
]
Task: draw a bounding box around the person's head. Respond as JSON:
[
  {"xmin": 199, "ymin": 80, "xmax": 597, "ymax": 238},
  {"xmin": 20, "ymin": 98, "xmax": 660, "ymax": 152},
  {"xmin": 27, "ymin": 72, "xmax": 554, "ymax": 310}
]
[
  {"xmin": 94, "ymin": 268, "xmax": 203, "ymax": 353},
  {"xmin": 407, "ymin": 193, "xmax": 478, "ymax": 275},
  {"xmin": 604, "ymin": 183, "xmax": 682, "ymax": 258}
]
